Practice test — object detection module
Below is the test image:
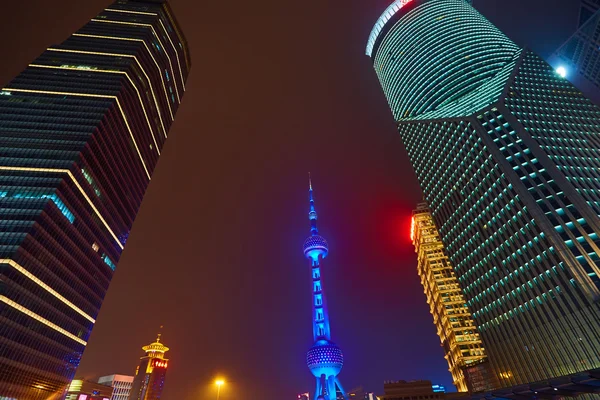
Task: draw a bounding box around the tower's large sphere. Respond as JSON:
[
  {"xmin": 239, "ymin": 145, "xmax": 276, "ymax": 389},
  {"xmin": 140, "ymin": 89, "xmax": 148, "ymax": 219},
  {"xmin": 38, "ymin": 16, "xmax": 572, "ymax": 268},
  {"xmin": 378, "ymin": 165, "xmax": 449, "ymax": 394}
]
[
  {"xmin": 303, "ymin": 235, "xmax": 329, "ymax": 261},
  {"xmin": 306, "ymin": 340, "xmax": 344, "ymax": 377}
]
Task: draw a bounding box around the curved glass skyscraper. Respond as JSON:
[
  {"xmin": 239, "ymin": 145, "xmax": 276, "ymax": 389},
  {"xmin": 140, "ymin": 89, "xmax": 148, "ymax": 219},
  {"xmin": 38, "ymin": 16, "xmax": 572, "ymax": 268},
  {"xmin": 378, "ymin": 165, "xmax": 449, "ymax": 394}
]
[{"xmin": 367, "ymin": 0, "xmax": 600, "ymax": 390}]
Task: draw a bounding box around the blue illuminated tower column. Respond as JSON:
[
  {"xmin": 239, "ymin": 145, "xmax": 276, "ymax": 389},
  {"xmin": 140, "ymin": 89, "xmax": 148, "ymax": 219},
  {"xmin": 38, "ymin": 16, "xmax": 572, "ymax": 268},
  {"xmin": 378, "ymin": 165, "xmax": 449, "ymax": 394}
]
[{"xmin": 303, "ymin": 178, "xmax": 348, "ymax": 400}]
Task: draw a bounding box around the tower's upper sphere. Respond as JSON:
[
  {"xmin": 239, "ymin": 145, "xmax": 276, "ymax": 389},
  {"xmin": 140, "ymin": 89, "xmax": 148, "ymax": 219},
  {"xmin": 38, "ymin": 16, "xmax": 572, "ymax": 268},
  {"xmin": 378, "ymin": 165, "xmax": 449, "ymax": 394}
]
[
  {"xmin": 303, "ymin": 235, "xmax": 329, "ymax": 261},
  {"xmin": 306, "ymin": 340, "xmax": 344, "ymax": 377}
]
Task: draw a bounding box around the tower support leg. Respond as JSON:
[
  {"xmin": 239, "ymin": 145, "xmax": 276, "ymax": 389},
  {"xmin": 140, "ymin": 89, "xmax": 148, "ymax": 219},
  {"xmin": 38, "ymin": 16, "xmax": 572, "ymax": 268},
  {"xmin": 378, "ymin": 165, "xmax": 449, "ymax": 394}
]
[
  {"xmin": 326, "ymin": 375, "xmax": 336, "ymax": 400},
  {"xmin": 315, "ymin": 375, "xmax": 323, "ymax": 400},
  {"xmin": 335, "ymin": 377, "xmax": 349, "ymax": 400}
]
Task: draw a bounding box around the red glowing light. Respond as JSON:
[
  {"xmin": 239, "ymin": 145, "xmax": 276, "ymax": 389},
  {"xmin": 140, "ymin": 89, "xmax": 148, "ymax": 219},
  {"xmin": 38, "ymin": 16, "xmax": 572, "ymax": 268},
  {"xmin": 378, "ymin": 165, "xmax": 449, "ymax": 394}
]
[{"xmin": 152, "ymin": 359, "xmax": 168, "ymax": 369}]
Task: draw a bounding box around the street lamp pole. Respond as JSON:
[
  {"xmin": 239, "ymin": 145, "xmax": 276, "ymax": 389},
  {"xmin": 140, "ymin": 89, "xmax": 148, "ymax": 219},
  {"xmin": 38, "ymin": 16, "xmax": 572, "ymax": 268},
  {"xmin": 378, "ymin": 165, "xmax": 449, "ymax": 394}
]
[{"xmin": 215, "ymin": 380, "xmax": 225, "ymax": 400}]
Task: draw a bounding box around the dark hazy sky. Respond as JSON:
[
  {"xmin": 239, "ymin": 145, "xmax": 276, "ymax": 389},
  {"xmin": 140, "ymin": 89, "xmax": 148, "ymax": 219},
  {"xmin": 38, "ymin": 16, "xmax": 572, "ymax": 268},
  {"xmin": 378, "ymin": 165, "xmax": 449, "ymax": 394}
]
[{"xmin": 0, "ymin": 0, "xmax": 580, "ymax": 399}]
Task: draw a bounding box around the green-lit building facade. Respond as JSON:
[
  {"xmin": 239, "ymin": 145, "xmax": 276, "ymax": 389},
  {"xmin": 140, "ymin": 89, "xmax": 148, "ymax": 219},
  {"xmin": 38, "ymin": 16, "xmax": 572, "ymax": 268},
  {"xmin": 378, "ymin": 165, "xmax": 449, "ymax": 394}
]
[
  {"xmin": 367, "ymin": 0, "xmax": 600, "ymax": 390},
  {"xmin": 0, "ymin": 0, "xmax": 190, "ymax": 398}
]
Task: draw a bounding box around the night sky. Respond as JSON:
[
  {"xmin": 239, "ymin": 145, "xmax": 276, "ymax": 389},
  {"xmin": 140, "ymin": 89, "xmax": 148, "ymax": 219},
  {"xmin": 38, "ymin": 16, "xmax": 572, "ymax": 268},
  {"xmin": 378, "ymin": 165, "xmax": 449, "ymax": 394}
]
[{"xmin": 0, "ymin": 0, "xmax": 580, "ymax": 398}]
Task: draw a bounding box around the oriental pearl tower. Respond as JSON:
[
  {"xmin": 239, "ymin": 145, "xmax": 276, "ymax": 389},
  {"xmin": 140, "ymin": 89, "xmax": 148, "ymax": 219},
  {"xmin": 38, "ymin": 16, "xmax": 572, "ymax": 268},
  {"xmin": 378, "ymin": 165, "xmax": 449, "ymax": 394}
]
[{"xmin": 303, "ymin": 177, "xmax": 348, "ymax": 400}]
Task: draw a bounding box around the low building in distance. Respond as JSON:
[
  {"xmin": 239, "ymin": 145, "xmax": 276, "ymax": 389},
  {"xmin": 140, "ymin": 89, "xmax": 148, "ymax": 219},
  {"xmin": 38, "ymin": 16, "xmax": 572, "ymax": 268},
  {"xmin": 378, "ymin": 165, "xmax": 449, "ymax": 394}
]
[
  {"xmin": 379, "ymin": 380, "xmax": 441, "ymax": 400},
  {"xmin": 348, "ymin": 386, "xmax": 378, "ymax": 400},
  {"xmin": 431, "ymin": 384, "xmax": 445, "ymax": 393},
  {"xmin": 65, "ymin": 378, "xmax": 112, "ymax": 400},
  {"xmin": 129, "ymin": 334, "xmax": 170, "ymax": 400},
  {"xmin": 379, "ymin": 380, "xmax": 466, "ymax": 400},
  {"xmin": 98, "ymin": 374, "xmax": 134, "ymax": 400}
]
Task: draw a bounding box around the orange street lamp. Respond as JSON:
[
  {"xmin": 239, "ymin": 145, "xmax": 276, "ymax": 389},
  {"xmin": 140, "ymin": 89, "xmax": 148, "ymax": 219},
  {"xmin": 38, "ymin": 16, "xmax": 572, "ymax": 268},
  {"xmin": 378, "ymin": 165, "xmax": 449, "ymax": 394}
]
[{"xmin": 215, "ymin": 379, "xmax": 225, "ymax": 400}]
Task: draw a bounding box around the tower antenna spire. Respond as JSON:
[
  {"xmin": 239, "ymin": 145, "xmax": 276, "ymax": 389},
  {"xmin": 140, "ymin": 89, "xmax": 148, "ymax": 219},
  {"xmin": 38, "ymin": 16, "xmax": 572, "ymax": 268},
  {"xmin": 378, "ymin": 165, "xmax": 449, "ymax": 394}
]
[
  {"xmin": 157, "ymin": 325, "xmax": 163, "ymax": 342},
  {"xmin": 308, "ymin": 174, "xmax": 318, "ymax": 235}
]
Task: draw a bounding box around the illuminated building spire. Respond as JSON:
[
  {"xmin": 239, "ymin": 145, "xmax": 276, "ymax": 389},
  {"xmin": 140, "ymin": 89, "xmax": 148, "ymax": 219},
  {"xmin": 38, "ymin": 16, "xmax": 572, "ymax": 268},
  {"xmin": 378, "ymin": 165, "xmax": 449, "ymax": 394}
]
[
  {"xmin": 308, "ymin": 173, "xmax": 319, "ymax": 236},
  {"xmin": 141, "ymin": 331, "xmax": 169, "ymax": 359},
  {"xmin": 302, "ymin": 178, "xmax": 348, "ymax": 400},
  {"xmin": 130, "ymin": 333, "xmax": 170, "ymax": 400}
]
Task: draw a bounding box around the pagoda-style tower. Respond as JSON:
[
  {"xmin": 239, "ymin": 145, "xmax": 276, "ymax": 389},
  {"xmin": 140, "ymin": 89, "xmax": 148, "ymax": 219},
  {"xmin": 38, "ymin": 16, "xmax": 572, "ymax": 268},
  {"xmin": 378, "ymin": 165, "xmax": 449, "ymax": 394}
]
[
  {"xmin": 303, "ymin": 178, "xmax": 348, "ymax": 400},
  {"xmin": 128, "ymin": 334, "xmax": 169, "ymax": 400}
]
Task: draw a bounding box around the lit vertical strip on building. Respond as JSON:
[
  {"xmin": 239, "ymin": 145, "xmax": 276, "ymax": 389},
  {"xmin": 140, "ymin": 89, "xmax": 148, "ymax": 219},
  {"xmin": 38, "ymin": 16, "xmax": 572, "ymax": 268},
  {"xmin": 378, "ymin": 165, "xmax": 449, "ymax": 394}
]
[
  {"xmin": 0, "ymin": 0, "xmax": 190, "ymax": 398},
  {"xmin": 367, "ymin": 0, "xmax": 600, "ymax": 389},
  {"xmin": 411, "ymin": 202, "xmax": 488, "ymax": 392}
]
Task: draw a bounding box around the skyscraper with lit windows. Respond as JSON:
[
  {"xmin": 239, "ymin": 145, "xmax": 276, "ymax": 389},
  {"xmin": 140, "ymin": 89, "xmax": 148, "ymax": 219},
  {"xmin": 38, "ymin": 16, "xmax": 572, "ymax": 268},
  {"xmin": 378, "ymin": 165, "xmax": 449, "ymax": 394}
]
[
  {"xmin": 0, "ymin": 0, "xmax": 190, "ymax": 398},
  {"xmin": 411, "ymin": 202, "xmax": 487, "ymax": 392},
  {"xmin": 367, "ymin": 0, "xmax": 600, "ymax": 390}
]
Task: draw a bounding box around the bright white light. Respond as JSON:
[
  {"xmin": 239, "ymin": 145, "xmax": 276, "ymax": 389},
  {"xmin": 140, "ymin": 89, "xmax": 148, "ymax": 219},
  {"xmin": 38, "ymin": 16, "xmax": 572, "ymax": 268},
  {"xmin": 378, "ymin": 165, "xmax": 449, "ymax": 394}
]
[{"xmin": 556, "ymin": 66, "xmax": 567, "ymax": 78}]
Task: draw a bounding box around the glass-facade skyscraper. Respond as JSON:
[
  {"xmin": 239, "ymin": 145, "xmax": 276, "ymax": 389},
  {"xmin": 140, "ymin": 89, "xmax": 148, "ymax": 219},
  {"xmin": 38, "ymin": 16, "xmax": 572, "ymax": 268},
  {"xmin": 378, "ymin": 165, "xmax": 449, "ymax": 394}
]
[
  {"xmin": 367, "ymin": 0, "xmax": 600, "ymax": 389},
  {"xmin": 0, "ymin": 0, "xmax": 190, "ymax": 398},
  {"xmin": 554, "ymin": 0, "xmax": 600, "ymax": 93},
  {"xmin": 578, "ymin": 0, "xmax": 600, "ymax": 27},
  {"xmin": 411, "ymin": 202, "xmax": 487, "ymax": 392}
]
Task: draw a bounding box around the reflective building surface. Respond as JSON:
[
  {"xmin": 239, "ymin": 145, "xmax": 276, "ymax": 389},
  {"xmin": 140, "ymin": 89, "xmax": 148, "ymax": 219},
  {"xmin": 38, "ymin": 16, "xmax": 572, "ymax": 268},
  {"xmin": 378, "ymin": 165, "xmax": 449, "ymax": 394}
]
[
  {"xmin": 367, "ymin": 0, "xmax": 600, "ymax": 389},
  {"xmin": 555, "ymin": 0, "xmax": 600, "ymax": 92},
  {"xmin": 411, "ymin": 203, "xmax": 487, "ymax": 392},
  {"xmin": 579, "ymin": 0, "xmax": 600, "ymax": 28},
  {"xmin": 0, "ymin": 0, "xmax": 190, "ymax": 398}
]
